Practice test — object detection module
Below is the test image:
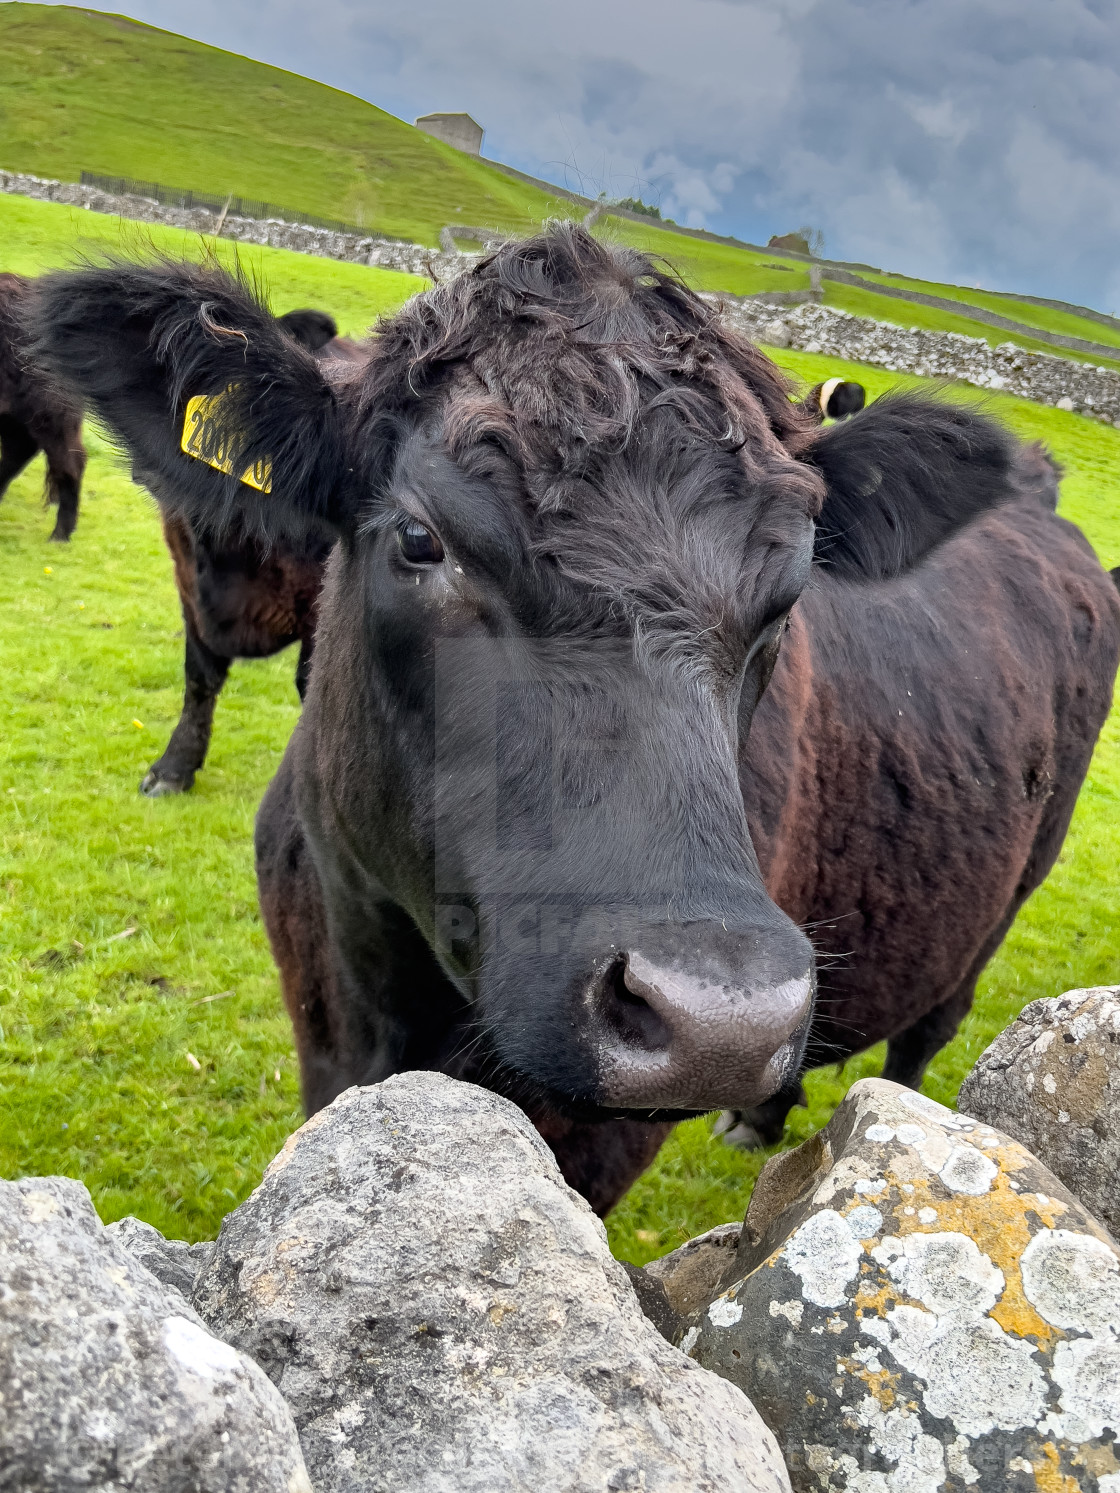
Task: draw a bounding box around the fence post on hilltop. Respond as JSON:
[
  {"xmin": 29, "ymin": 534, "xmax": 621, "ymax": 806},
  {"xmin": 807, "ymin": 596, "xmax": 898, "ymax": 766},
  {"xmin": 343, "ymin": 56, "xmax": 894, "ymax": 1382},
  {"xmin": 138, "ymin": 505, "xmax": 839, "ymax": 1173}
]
[{"xmin": 212, "ymin": 194, "xmax": 233, "ymax": 237}]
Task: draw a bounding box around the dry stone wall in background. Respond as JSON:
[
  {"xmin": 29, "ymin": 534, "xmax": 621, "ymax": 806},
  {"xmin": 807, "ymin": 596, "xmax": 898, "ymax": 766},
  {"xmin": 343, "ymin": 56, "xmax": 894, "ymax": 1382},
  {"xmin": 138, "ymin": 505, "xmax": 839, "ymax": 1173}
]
[{"xmin": 5, "ymin": 167, "xmax": 1120, "ymax": 420}]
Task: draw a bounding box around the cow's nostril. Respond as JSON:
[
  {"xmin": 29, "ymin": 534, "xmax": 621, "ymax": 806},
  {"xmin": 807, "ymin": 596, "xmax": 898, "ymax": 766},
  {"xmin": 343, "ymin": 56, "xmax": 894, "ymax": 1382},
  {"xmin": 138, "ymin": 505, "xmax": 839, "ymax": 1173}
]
[{"xmin": 596, "ymin": 955, "xmax": 670, "ymax": 1052}]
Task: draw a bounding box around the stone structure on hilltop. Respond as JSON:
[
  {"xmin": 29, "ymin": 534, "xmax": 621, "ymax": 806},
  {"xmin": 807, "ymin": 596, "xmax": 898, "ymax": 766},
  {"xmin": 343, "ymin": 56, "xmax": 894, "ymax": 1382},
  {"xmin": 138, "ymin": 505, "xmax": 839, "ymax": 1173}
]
[{"xmin": 415, "ymin": 112, "xmax": 485, "ymax": 155}]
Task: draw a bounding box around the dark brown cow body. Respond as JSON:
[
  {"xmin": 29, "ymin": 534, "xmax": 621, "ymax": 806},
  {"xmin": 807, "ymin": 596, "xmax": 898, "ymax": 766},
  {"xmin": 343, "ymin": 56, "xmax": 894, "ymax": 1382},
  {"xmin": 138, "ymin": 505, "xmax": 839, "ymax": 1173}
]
[
  {"xmin": 0, "ymin": 272, "xmax": 86, "ymax": 540},
  {"xmin": 142, "ymin": 511, "xmax": 332, "ymax": 794},
  {"xmin": 139, "ymin": 310, "xmax": 357, "ymax": 795},
  {"xmin": 734, "ymin": 488, "xmax": 1120, "ymax": 1144}
]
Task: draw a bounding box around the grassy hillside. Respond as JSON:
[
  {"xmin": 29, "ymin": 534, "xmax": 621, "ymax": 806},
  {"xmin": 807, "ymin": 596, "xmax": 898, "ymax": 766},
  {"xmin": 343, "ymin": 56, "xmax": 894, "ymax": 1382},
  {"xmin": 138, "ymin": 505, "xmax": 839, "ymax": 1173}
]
[
  {"xmin": 4, "ymin": 3, "xmax": 1120, "ymax": 365},
  {"xmin": 2, "ymin": 191, "xmax": 1118, "ymax": 1260},
  {"xmin": 0, "ymin": 2, "xmax": 571, "ymax": 245}
]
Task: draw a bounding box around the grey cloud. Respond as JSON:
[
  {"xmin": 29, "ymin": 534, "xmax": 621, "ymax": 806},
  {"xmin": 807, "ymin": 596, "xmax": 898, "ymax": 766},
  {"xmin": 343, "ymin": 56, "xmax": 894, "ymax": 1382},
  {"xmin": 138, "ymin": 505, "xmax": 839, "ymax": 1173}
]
[{"xmin": 54, "ymin": 0, "xmax": 1120, "ymax": 306}]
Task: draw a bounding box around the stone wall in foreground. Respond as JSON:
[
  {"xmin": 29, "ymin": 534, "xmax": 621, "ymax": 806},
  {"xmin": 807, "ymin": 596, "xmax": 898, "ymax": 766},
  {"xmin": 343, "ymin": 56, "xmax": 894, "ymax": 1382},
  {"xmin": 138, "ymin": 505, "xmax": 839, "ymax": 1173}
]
[{"xmin": 714, "ymin": 294, "xmax": 1120, "ymax": 425}]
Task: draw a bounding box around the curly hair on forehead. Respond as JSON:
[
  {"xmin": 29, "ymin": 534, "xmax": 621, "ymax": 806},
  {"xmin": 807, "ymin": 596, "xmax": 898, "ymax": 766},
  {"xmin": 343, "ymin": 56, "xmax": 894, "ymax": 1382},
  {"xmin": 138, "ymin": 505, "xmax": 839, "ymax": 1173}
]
[{"xmin": 360, "ymin": 223, "xmax": 820, "ymax": 491}]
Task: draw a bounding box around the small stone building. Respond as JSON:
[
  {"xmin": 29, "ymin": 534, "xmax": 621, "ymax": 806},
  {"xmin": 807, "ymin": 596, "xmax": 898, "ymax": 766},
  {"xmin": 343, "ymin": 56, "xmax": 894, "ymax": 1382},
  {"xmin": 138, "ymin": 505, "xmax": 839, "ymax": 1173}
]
[{"xmin": 415, "ymin": 113, "xmax": 484, "ymax": 156}]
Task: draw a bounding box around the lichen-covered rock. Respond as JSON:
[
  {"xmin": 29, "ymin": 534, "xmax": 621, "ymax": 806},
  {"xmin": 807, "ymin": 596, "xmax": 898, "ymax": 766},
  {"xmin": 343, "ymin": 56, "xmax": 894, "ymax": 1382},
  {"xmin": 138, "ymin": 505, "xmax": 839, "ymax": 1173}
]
[
  {"xmin": 680, "ymin": 1078, "xmax": 1120, "ymax": 1493},
  {"xmin": 106, "ymin": 1214, "xmax": 216, "ymax": 1302},
  {"xmin": 958, "ymin": 987, "xmax": 1120, "ymax": 1241},
  {"xmin": 0, "ymin": 1176, "xmax": 311, "ymax": 1493},
  {"xmin": 191, "ymin": 1073, "xmax": 791, "ymax": 1493}
]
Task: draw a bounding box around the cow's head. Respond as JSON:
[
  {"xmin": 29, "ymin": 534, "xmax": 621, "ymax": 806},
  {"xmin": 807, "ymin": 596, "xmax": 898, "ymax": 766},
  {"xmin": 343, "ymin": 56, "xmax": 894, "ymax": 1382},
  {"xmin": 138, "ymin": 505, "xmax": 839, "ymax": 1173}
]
[{"xmin": 33, "ymin": 229, "xmax": 1017, "ymax": 1118}]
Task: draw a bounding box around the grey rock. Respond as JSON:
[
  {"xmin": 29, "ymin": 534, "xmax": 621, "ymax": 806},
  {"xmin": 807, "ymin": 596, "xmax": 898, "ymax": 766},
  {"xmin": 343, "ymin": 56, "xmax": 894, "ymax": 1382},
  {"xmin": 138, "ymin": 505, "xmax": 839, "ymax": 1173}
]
[
  {"xmin": 959, "ymin": 985, "xmax": 1120, "ymax": 1241},
  {"xmin": 643, "ymin": 1222, "xmax": 742, "ymax": 1321},
  {"xmin": 192, "ymin": 1073, "xmax": 791, "ymax": 1493},
  {"xmin": 758, "ymin": 319, "xmax": 792, "ymax": 347},
  {"xmin": 0, "ymin": 1176, "xmax": 311, "ymax": 1493},
  {"xmin": 680, "ymin": 1078, "xmax": 1120, "ymax": 1493},
  {"xmin": 105, "ymin": 1215, "xmax": 216, "ymax": 1302}
]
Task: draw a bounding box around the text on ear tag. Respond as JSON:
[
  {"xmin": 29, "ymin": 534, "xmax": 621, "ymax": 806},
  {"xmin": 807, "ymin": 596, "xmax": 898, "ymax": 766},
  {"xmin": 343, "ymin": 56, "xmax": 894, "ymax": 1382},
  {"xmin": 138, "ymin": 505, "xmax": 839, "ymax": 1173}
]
[{"xmin": 181, "ymin": 390, "xmax": 273, "ymax": 493}]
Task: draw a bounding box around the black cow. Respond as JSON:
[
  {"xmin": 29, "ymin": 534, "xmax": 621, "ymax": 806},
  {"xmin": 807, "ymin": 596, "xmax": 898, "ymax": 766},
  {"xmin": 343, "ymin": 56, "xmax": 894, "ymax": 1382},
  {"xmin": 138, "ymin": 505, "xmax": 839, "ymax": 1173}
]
[
  {"xmin": 0, "ymin": 272, "xmax": 86, "ymax": 540},
  {"xmin": 802, "ymin": 377, "xmax": 866, "ymax": 421},
  {"xmin": 134, "ymin": 308, "xmax": 358, "ymax": 796},
  {"xmin": 33, "ymin": 229, "xmax": 1120, "ymax": 1214}
]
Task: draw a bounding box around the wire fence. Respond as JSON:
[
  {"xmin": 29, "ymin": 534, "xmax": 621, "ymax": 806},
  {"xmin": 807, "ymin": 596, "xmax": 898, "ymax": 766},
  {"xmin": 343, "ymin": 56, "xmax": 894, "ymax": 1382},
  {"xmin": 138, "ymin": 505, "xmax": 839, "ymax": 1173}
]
[{"xmin": 79, "ymin": 171, "xmax": 409, "ymax": 242}]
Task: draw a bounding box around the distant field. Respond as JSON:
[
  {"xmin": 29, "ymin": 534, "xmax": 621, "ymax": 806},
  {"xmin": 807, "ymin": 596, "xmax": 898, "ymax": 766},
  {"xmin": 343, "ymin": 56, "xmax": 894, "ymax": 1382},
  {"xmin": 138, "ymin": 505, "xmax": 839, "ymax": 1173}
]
[
  {"xmin": 5, "ymin": 3, "xmax": 1120, "ymax": 364},
  {"xmin": 1, "ymin": 180, "xmax": 1118, "ymax": 1264}
]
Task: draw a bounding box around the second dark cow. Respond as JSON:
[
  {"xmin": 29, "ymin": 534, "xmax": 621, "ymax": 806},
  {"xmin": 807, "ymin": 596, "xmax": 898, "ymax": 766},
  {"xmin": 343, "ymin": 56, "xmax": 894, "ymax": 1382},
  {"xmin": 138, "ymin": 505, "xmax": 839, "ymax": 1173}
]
[{"xmin": 137, "ymin": 308, "xmax": 357, "ymax": 795}]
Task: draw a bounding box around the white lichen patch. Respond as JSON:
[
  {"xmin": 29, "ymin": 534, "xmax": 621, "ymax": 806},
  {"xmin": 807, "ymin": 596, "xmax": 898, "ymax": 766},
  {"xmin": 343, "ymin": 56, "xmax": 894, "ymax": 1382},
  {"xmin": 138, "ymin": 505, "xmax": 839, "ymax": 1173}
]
[
  {"xmin": 937, "ymin": 1145, "xmax": 998, "ymax": 1196},
  {"xmin": 845, "ymin": 1206, "xmax": 884, "ymax": 1239},
  {"xmin": 945, "ymin": 1435, "xmax": 980, "ymax": 1485},
  {"xmin": 769, "ymin": 1299, "xmax": 804, "ymax": 1328},
  {"xmin": 917, "ymin": 1208, "xmax": 938, "ymax": 1225},
  {"xmin": 882, "ymin": 1231, "xmax": 1004, "ymax": 1318},
  {"xmin": 862, "ymin": 1304, "xmax": 1047, "ymax": 1438},
  {"xmin": 895, "ymin": 1124, "xmax": 928, "ymax": 1148},
  {"xmin": 707, "ymin": 1296, "xmax": 743, "ymax": 1328},
  {"xmin": 864, "ymin": 1125, "xmax": 896, "ymax": 1144},
  {"xmin": 1047, "ymin": 1334, "xmax": 1120, "ymax": 1442},
  {"xmin": 782, "ymin": 1209, "xmax": 864, "ymax": 1308},
  {"xmin": 1020, "ymin": 1229, "xmax": 1120, "ymax": 1338}
]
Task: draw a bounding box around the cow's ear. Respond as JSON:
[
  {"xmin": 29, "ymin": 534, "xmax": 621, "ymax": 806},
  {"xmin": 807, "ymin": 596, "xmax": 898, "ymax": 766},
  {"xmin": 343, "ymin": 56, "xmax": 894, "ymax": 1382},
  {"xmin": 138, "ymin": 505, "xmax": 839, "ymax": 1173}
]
[
  {"xmin": 30, "ymin": 262, "xmax": 353, "ymax": 540},
  {"xmin": 801, "ymin": 393, "xmax": 1018, "ymax": 581}
]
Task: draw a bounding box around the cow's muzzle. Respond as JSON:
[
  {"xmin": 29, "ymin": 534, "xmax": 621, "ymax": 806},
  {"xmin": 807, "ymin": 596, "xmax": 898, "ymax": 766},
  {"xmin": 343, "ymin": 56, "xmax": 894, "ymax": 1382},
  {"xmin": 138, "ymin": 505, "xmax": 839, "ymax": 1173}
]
[{"xmin": 587, "ymin": 936, "xmax": 813, "ymax": 1112}]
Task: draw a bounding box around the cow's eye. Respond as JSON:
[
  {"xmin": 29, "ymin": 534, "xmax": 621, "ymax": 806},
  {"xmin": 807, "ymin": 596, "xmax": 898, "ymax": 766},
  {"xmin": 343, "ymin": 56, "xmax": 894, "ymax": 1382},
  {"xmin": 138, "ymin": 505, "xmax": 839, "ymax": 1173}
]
[{"xmin": 397, "ymin": 519, "xmax": 444, "ymax": 565}]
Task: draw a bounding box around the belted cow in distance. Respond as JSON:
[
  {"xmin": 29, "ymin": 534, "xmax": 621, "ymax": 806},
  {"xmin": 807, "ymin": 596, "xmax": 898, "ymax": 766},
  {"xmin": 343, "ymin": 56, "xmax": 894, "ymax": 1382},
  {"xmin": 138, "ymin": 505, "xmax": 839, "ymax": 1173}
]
[
  {"xmin": 802, "ymin": 377, "xmax": 866, "ymax": 422},
  {"xmin": 0, "ymin": 272, "xmax": 86, "ymax": 540},
  {"xmin": 33, "ymin": 229, "xmax": 1120, "ymax": 1214}
]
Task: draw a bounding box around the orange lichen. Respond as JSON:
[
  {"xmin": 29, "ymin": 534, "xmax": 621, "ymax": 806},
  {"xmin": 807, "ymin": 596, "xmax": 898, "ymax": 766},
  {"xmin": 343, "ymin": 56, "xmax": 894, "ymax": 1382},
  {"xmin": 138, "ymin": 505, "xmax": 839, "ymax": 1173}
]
[
  {"xmin": 881, "ymin": 1149, "xmax": 1066, "ymax": 1349},
  {"xmin": 838, "ymin": 1355, "xmax": 902, "ymax": 1410},
  {"xmin": 1032, "ymin": 1441, "xmax": 1079, "ymax": 1493}
]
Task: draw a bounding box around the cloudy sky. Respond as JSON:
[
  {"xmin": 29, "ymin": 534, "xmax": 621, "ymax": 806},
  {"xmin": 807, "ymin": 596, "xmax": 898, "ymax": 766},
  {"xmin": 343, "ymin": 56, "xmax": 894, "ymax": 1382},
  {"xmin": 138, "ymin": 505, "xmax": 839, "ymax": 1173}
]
[{"xmin": 72, "ymin": 0, "xmax": 1120, "ymax": 309}]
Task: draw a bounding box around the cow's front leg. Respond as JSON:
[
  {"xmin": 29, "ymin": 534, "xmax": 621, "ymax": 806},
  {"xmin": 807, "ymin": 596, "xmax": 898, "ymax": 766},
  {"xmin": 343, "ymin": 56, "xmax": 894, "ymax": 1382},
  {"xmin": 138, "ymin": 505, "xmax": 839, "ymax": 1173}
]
[
  {"xmin": 141, "ymin": 620, "xmax": 229, "ymax": 795},
  {"xmin": 43, "ymin": 429, "xmax": 86, "ymax": 542},
  {"xmin": 713, "ymin": 1076, "xmax": 808, "ymax": 1150}
]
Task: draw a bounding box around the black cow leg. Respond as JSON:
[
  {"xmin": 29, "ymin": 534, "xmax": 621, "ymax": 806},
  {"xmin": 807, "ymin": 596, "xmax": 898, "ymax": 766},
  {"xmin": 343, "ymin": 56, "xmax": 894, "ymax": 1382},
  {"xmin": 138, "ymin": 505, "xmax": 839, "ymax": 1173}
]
[
  {"xmin": 0, "ymin": 417, "xmax": 39, "ymax": 501},
  {"xmin": 714, "ymin": 1077, "xmax": 809, "ymax": 1151},
  {"xmin": 881, "ymin": 982, "xmax": 977, "ymax": 1089},
  {"xmin": 47, "ymin": 471, "xmax": 81, "ymax": 542},
  {"xmin": 141, "ymin": 626, "xmax": 230, "ymax": 796}
]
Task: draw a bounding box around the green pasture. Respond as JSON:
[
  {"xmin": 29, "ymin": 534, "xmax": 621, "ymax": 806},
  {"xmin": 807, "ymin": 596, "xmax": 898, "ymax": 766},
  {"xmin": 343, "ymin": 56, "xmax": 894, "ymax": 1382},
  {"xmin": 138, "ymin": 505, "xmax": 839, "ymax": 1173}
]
[{"xmin": 1, "ymin": 190, "xmax": 1118, "ymax": 1267}]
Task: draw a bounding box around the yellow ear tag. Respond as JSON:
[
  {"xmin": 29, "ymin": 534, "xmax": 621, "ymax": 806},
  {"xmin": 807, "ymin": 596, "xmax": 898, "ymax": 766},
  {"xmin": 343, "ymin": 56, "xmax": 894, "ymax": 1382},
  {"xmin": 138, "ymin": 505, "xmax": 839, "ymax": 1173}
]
[{"xmin": 181, "ymin": 390, "xmax": 273, "ymax": 493}]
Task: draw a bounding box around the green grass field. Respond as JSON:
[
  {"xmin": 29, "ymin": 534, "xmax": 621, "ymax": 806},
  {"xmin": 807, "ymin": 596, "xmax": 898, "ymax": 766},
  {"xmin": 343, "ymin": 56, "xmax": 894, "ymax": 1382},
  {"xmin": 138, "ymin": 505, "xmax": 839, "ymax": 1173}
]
[{"xmin": 1, "ymin": 185, "xmax": 1118, "ymax": 1266}]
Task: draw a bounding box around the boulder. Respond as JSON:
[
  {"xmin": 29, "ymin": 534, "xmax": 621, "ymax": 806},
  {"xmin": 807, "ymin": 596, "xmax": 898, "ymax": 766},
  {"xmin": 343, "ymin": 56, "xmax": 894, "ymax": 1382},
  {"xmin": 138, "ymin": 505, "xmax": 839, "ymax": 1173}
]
[
  {"xmin": 191, "ymin": 1072, "xmax": 791, "ymax": 1493},
  {"xmin": 106, "ymin": 1214, "xmax": 216, "ymax": 1302},
  {"xmin": 643, "ymin": 1221, "xmax": 742, "ymax": 1319},
  {"xmin": 0, "ymin": 1176, "xmax": 310, "ymax": 1493},
  {"xmin": 678, "ymin": 1078, "xmax": 1120, "ymax": 1493},
  {"xmin": 758, "ymin": 319, "xmax": 793, "ymax": 348},
  {"xmin": 958, "ymin": 986, "xmax": 1120, "ymax": 1240}
]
